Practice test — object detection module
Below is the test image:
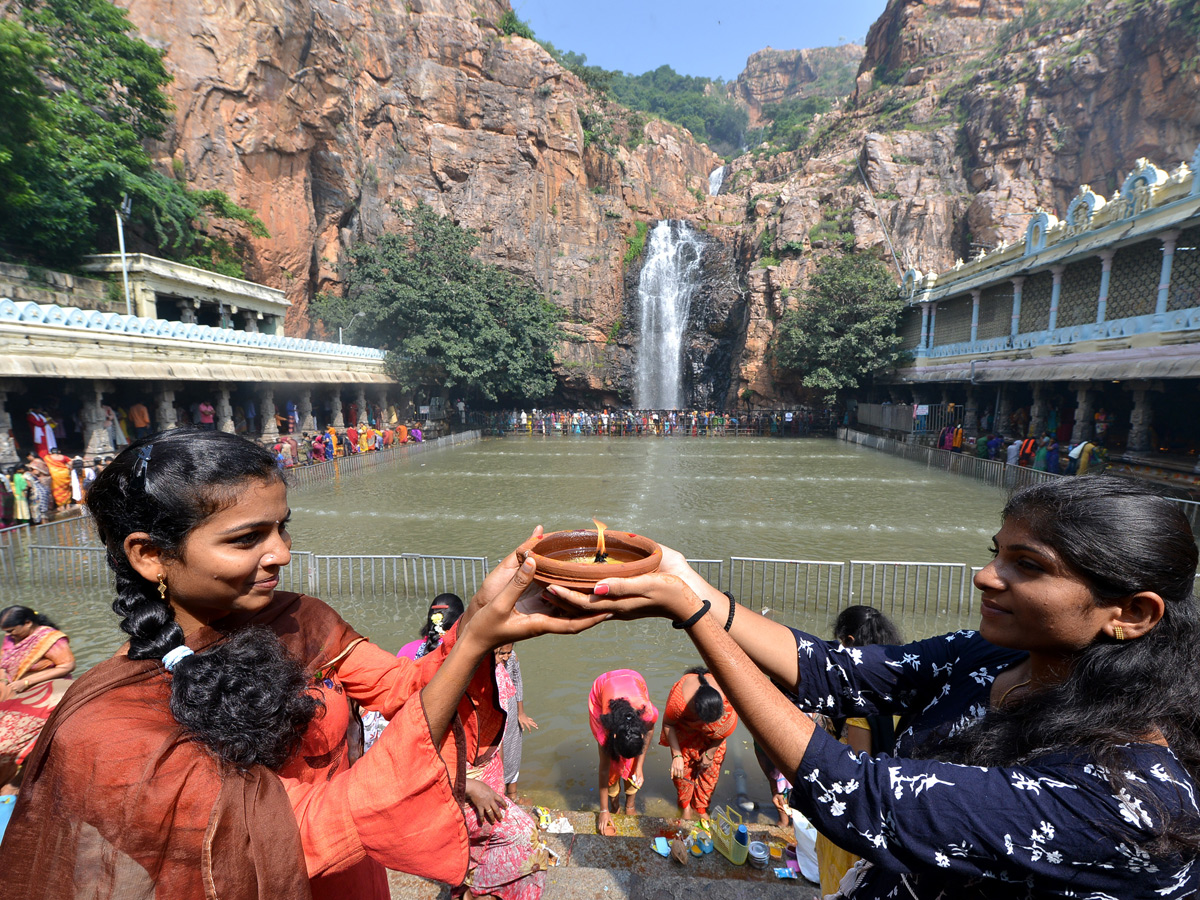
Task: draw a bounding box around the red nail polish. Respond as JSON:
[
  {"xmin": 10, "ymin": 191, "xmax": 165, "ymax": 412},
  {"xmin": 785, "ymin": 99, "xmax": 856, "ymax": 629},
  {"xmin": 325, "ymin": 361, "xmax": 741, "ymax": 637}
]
[{"xmin": 594, "ymin": 583, "xmax": 610, "ymax": 596}]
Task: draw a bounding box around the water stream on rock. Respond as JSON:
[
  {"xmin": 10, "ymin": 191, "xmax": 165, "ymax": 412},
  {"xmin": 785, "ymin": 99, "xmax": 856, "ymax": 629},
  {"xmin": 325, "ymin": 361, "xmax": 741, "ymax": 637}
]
[
  {"xmin": 634, "ymin": 220, "xmax": 705, "ymax": 410},
  {"xmin": 708, "ymin": 165, "xmax": 725, "ymax": 196}
]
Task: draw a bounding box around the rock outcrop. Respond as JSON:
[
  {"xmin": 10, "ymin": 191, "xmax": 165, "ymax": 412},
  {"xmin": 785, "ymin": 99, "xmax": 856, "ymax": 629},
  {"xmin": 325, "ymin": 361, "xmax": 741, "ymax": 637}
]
[
  {"xmin": 116, "ymin": 0, "xmax": 722, "ymax": 399},
  {"xmin": 729, "ymin": 45, "xmax": 863, "ymax": 127},
  {"xmin": 716, "ymin": 0, "xmax": 1200, "ymax": 404},
  {"xmin": 109, "ymin": 0, "xmax": 1200, "ymax": 407}
]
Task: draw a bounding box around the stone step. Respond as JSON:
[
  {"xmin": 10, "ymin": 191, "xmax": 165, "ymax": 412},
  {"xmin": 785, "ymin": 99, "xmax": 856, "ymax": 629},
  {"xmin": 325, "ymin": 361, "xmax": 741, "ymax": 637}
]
[{"xmin": 388, "ymin": 809, "xmax": 821, "ymax": 899}]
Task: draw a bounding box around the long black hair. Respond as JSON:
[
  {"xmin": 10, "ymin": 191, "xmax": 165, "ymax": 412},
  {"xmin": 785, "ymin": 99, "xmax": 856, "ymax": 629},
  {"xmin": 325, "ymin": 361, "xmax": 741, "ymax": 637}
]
[
  {"xmin": 935, "ymin": 476, "xmax": 1200, "ymax": 855},
  {"xmin": 0, "ymin": 606, "xmax": 60, "ymax": 632},
  {"xmin": 599, "ymin": 698, "xmax": 653, "ymax": 758},
  {"xmin": 418, "ymin": 593, "xmax": 464, "ymax": 656},
  {"xmin": 86, "ymin": 428, "xmax": 320, "ymax": 770},
  {"xmin": 833, "ymin": 605, "xmax": 902, "ymax": 647}
]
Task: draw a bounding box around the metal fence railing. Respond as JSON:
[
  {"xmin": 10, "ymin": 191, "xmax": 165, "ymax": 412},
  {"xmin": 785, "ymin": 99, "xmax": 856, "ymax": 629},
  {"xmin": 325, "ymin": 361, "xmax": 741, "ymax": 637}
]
[
  {"xmin": 286, "ymin": 430, "xmax": 481, "ymax": 491},
  {"xmin": 728, "ymin": 557, "xmax": 845, "ymax": 617},
  {"xmin": 30, "ymin": 513, "xmax": 99, "ymax": 548},
  {"xmin": 308, "ymin": 553, "xmax": 491, "ymax": 600},
  {"xmin": 28, "ymin": 544, "xmax": 112, "ymax": 590},
  {"xmin": 840, "ymin": 428, "xmax": 1062, "ymax": 491},
  {"xmin": 0, "ymin": 525, "xmax": 29, "ymax": 582},
  {"xmin": 848, "ymin": 561, "xmax": 976, "ymax": 617}
]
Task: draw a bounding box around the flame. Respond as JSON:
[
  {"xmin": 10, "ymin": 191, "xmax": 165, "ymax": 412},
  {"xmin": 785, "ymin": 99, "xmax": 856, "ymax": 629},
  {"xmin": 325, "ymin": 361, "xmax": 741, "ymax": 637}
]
[{"xmin": 592, "ymin": 518, "xmax": 607, "ymax": 559}]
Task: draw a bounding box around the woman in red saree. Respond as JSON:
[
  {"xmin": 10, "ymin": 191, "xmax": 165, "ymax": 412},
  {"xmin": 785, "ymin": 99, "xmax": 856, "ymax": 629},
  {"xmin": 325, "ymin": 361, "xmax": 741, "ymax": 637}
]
[
  {"xmin": 0, "ymin": 606, "xmax": 75, "ymax": 792},
  {"xmin": 660, "ymin": 666, "xmax": 737, "ymax": 825},
  {"xmin": 0, "ymin": 429, "xmax": 601, "ymax": 900}
]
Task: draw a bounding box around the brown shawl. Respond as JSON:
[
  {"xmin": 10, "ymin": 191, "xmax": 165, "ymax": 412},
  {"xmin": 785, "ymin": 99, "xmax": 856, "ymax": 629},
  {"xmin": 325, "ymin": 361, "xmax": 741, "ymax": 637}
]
[{"xmin": 0, "ymin": 593, "xmax": 363, "ymax": 900}]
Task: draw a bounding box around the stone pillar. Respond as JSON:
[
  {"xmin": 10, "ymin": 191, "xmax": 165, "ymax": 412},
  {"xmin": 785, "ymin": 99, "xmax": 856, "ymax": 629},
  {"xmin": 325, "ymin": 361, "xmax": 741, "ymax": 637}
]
[
  {"xmin": 0, "ymin": 384, "xmax": 17, "ymax": 465},
  {"xmin": 1127, "ymin": 385, "xmax": 1154, "ymax": 452},
  {"xmin": 1028, "ymin": 383, "xmax": 1047, "ymax": 438},
  {"xmin": 996, "ymin": 386, "xmax": 1013, "ymax": 438},
  {"xmin": 970, "ymin": 289, "xmax": 981, "ymax": 343},
  {"xmin": 1097, "ymin": 249, "xmax": 1115, "ymax": 323},
  {"xmin": 1048, "ymin": 265, "xmax": 1065, "ymax": 332},
  {"xmin": 355, "ymin": 386, "xmax": 368, "ymax": 427},
  {"xmin": 82, "ymin": 381, "xmax": 115, "ymax": 457},
  {"xmin": 928, "ymin": 302, "xmax": 938, "ymax": 349},
  {"xmin": 259, "ymin": 385, "xmax": 279, "ymax": 441},
  {"xmin": 330, "ymin": 389, "xmax": 345, "ymax": 429},
  {"xmin": 216, "ymin": 384, "xmax": 235, "ymax": 434},
  {"xmin": 964, "ymin": 387, "xmax": 978, "ymax": 439},
  {"xmin": 1010, "ymin": 276, "xmax": 1025, "ymax": 337},
  {"xmin": 298, "ymin": 389, "xmax": 316, "ymax": 433},
  {"xmin": 242, "ymin": 311, "xmax": 259, "ymax": 333},
  {"xmin": 919, "ymin": 303, "xmax": 930, "ymax": 350},
  {"xmin": 1156, "ymin": 229, "xmax": 1181, "ymax": 315},
  {"xmin": 179, "ymin": 304, "xmax": 197, "ymax": 325},
  {"xmin": 154, "ymin": 388, "xmax": 178, "ymax": 431},
  {"xmin": 1069, "ymin": 385, "xmax": 1094, "ymax": 444}
]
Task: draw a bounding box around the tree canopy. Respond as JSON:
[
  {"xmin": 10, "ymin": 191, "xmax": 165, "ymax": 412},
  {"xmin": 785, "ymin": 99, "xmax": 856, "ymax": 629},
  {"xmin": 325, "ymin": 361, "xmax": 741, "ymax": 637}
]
[
  {"xmin": 772, "ymin": 253, "xmax": 905, "ymax": 400},
  {"xmin": 0, "ymin": 0, "xmax": 266, "ymax": 271},
  {"xmin": 316, "ymin": 205, "xmax": 564, "ymax": 403}
]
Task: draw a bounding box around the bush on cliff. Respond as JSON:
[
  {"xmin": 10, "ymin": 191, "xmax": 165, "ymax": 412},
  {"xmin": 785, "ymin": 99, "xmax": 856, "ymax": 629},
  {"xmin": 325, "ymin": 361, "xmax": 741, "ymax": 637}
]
[
  {"xmin": 0, "ymin": 0, "xmax": 265, "ymax": 271},
  {"xmin": 771, "ymin": 253, "xmax": 904, "ymax": 400},
  {"xmin": 318, "ymin": 205, "xmax": 564, "ymax": 403}
]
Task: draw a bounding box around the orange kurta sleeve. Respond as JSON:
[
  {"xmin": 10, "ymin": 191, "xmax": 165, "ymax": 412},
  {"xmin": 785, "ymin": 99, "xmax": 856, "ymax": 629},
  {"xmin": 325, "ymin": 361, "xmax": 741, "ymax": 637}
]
[
  {"xmin": 282, "ymin": 691, "xmax": 468, "ymax": 885},
  {"xmin": 336, "ymin": 638, "xmax": 451, "ymax": 716}
]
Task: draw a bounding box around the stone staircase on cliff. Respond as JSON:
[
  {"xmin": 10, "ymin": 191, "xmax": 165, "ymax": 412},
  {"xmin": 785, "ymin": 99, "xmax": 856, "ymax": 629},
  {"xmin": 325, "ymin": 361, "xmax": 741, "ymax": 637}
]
[{"xmin": 387, "ymin": 809, "xmax": 821, "ymax": 900}]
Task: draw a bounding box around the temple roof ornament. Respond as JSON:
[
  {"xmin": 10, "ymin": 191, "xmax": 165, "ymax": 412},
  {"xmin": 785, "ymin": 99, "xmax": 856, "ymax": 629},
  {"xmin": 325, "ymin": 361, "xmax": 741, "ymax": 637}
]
[
  {"xmin": 1024, "ymin": 209, "xmax": 1059, "ymax": 256},
  {"xmin": 1065, "ymin": 185, "xmax": 1105, "ymax": 237}
]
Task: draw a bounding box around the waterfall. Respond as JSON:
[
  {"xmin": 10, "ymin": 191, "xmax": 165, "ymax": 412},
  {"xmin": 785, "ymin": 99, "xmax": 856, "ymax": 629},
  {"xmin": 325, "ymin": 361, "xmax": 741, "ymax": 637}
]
[
  {"xmin": 634, "ymin": 220, "xmax": 704, "ymax": 410},
  {"xmin": 708, "ymin": 165, "xmax": 726, "ymax": 196}
]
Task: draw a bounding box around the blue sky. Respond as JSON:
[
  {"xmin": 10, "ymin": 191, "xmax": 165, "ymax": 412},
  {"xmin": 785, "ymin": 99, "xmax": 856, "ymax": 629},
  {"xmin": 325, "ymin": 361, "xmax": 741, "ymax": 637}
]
[{"xmin": 513, "ymin": 1, "xmax": 889, "ymax": 81}]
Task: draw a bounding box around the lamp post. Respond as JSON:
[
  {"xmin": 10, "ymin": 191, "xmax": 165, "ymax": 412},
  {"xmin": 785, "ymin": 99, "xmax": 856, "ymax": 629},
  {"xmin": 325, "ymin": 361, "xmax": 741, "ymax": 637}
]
[
  {"xmin": 339, "ymin": 311, "xmax": 367, "ymax": 345},
  {"xmin": 116, "ymin": 194, "xmax": 133, "ymax": 316}
]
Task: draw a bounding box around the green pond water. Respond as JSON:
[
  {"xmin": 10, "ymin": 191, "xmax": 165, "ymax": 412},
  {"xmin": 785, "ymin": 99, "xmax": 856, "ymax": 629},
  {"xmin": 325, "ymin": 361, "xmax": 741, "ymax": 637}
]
[{"xmin": 29, "ymin": 435, "xmax": 1013, "ymax": 822}]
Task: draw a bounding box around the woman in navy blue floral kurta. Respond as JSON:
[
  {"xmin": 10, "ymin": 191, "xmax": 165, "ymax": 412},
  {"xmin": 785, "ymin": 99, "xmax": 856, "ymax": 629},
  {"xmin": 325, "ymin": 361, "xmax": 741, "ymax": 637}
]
[{"xmin": 551, "ymin": 477, "xmax": 1200, "ymax": 899}]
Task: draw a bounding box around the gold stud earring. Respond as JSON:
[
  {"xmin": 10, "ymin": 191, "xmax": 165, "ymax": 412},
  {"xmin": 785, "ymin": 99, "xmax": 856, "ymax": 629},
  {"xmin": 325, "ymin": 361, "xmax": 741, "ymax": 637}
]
[
  {"xmin": 1113, "ymin": 625, "xmax": 1125, "ymax": 641},
  {"xmin": 157, "ymin": 573, "xmax": 168, "ymax": 601}
]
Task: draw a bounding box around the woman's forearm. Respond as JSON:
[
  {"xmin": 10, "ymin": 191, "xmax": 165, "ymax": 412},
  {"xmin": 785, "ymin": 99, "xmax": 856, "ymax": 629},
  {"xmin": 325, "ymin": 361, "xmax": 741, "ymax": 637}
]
[
  {"xmin": 690, "ymin": 582, "xmax": 801, "ymax": 688},
  {"xmin": 419, "ymin": 636, "xmax": 488, "ymax": 744}
]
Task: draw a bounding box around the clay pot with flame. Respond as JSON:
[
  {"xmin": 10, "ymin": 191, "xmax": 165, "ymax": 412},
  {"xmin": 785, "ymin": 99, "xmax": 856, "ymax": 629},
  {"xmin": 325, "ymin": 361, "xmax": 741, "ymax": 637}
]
[{"xmin": 519, "ymin": 519, "xmax": 661, "ymax": 590}]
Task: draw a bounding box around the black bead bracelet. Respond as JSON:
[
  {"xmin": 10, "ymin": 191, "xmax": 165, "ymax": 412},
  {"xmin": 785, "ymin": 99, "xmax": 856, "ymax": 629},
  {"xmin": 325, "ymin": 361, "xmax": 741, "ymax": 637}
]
[
  {"xmin": 723, "ymin": 591, "xmax": 736, "ymax": 632},
  {"xmin": 672, "ymin": 598, "xmax": 711, "ymax": 630}
]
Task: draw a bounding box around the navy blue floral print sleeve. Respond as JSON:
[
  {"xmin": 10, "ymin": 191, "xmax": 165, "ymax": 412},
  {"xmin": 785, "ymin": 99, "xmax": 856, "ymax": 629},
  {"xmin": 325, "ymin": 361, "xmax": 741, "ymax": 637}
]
[{"xmin": 786, "ymin": 629, "xmax": 1200, "ymax": 899}]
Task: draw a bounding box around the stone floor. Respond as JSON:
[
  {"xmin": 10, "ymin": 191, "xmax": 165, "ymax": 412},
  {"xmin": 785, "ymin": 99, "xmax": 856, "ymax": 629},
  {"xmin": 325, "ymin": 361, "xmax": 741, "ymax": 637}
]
[{"xmin": 387, "ymin": 809, "xmax": 822, "ymax": 899}]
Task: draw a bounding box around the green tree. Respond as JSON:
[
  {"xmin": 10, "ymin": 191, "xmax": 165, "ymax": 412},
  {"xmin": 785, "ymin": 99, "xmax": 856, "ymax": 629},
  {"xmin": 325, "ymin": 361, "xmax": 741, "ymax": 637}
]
[
  {"xmin": 317, "ymin": 205, "xmax": 564, "ymax": 403},
  {"xmin": 0, "ymin": 0, "xmax": 266, "ymax": 271},
  {"xmin": 772, "ymin": 253, "xmax": 904, "ymax": 400}
]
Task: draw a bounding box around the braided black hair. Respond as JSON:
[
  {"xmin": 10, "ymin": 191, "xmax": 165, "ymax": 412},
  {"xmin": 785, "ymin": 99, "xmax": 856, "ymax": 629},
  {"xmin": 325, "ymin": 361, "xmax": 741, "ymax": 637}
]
[
  {"xmin": 685, "ymin": 665, "xmax": 724, "ymax": 723},
  {"xmin": 86, "ymin": 428, "xmax": 319, "ymax": 770}
]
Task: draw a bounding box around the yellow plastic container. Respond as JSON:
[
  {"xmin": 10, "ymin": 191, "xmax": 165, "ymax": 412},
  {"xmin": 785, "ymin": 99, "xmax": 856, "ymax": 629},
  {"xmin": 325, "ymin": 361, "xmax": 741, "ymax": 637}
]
[{"xmin": 711, "ymin": 806, "xmax": 748, "ymax": 865}]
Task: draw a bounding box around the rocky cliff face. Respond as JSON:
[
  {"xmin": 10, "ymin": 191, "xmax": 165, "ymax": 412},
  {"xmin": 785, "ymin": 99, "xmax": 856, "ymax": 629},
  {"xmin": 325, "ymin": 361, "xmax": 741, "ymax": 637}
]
[
  {"xmin": 729, "ymin": 45, "xmax": 863, "ymax": 127},
  {"xmin": 717, "ymin": 0, "xmax": 1200, "ymax": 405},
  {"xmin": 116, "ymin": 0, "xmax": 722, "ymax": 399},
  {"xmin": 116, "ymin": 0, "xmax": 1200, "ymax": 408}
]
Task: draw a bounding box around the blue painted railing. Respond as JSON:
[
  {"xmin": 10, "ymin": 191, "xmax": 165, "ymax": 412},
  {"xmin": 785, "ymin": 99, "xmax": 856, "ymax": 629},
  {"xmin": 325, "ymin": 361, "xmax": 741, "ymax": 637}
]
[
  {"xmin": 0, "ymin": 298, "xmax": 384, "ymax": 360},
  {"xmin": 917, "ymin": 305, "xmax": 1200, "ymax": 360}
]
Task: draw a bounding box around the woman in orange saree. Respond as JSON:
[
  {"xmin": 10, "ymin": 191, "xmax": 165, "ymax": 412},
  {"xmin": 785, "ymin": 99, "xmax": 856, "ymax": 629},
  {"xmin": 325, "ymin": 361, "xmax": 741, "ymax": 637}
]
[{"xmin": 660, "ymin": 667, "xmax": 737, "ymax": 824}]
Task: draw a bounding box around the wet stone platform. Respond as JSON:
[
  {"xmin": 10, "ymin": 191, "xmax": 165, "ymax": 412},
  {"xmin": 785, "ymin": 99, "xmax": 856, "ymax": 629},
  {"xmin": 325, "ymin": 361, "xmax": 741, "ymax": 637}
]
[{"xmin": 387, "ymin": 809, "xmax": 820, "ymax": 899}]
